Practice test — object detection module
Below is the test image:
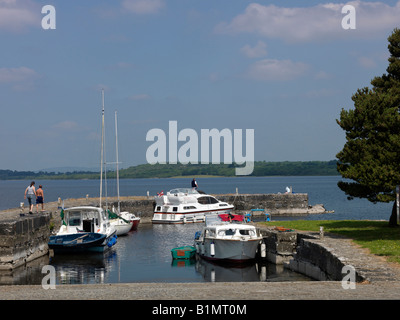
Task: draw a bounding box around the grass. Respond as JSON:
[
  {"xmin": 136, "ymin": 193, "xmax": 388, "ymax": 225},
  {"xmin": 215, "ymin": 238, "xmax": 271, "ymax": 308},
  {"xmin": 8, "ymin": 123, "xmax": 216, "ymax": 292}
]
[{"xmin": 260, "ymin": 220, "xmax": 400, "ymax": 264}]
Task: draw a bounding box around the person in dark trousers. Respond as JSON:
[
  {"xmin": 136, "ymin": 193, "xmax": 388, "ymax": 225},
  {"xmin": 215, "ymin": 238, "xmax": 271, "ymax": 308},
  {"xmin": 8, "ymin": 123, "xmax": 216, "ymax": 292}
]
[
  {"xmin": 36, "ymin": 185, "xmax": 44, "ymax": 212},
  {"xmin": 191, "ymin": 178, "xmax": 198, "ymax": 190}
]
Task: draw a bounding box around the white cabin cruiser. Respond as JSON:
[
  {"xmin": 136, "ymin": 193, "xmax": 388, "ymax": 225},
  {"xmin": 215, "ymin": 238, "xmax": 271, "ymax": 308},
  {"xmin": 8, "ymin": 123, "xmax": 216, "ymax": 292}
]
[
  {"xmin": 52, "ymin": 206, "xmax": 117, "ymax": 253},
  {"xmin": 152, "ymin": 188, "xmax": 234, "ymax": 224},
  {"xmin": 194, "ymin": 214, "xmax": 263, "ymax": 263}
]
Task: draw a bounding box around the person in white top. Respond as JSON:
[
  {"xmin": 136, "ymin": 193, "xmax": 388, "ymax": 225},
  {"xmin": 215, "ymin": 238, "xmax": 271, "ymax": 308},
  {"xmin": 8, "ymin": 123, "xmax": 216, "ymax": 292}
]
[{"xmin": 24, "ymin": 181, "xmax": 36, "ymax": 214}]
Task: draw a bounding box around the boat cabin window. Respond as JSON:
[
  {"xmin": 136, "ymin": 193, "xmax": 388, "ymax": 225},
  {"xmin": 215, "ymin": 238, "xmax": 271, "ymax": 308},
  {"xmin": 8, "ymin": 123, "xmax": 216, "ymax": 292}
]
[
  {"xmin": 197, "ymin": 196, "xmax": 219, "ymax": 205},
  {"xmin": 225, "ymin": 229, "xmax": 236, "ymax": 236},
  {"xmin": 197, "ymin": 197, "xmax": 209, "ymax": 204},
  {"xmin": 183, "ymin": 206, "xmax": 196, "ymax": 210},
  {"xmin": 68, "ymin": 212, "xmax": 81, "ymax": 226},
  {"xmin": 173, "ymin": 207, "xmax": 178, "ymax": 212},
  {"xmin": 209, "ymin": 197, "xmax": 219, "ymax": 204},
  {"xmin": 239, "ymin": 229, "xmax": 256, "ymax": 236},
  {"xmin": 156, "ymin": 206, "xmax": 161, "ymax": 211}
]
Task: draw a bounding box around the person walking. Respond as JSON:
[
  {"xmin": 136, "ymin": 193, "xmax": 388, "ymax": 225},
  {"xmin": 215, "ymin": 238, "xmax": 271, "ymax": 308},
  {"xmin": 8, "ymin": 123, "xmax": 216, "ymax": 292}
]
[
  {"xmin": 24, "ymin": 181, "xmax": 36, "ymax": 214},
  {"xmin": 36, "ymin": 185, "xmax": 44, "ymax": 212}
]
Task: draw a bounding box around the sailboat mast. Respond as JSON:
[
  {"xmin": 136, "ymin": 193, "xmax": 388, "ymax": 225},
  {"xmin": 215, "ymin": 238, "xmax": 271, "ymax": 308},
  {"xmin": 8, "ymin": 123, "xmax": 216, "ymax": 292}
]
[
  {"xmin": 115, "ymin": 111, "xmax": 120, "ymax": 213},
  {"xmin": 100, "ymin": 89, "xmax": 105, "ymax": 208}
]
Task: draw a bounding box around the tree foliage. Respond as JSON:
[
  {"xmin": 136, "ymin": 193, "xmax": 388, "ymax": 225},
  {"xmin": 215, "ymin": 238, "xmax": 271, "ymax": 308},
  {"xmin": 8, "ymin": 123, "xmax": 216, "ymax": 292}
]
[
  {"xmin": 0, "ymin": 161, "xmax": 338, "ymax": 180},
  {"xmin": 336, "ymin": 29, "xmax": 400, "ymax": 220}
]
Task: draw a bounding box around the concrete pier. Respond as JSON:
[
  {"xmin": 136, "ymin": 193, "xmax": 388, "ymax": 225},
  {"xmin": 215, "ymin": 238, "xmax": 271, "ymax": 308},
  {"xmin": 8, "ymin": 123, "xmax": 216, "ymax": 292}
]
[{"xmin": 0, "ymin": 213, "xmax": 50, "ymax": 270}]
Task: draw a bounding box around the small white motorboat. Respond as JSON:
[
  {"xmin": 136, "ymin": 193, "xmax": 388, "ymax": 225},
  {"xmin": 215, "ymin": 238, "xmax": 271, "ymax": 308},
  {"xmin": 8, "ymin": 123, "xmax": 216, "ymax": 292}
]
[
  {"xmin": 152, "ymin": 188, "xmax": 234, "ymax": 224},
  {"xmin": 51, "ymin": 206, "xmax": 117, "ymax": 253},
  {"xmin": 194, "ymin": 214, "xmax": 263, "ymax": 263}
]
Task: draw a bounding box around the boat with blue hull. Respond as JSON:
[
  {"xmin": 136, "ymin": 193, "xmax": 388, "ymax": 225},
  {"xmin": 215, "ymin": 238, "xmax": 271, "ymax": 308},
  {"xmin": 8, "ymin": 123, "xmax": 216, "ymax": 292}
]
[
  {"xmin": 50, "ymin": 206, "xmax": 117, "ymax": 254},
  {"xmin": 49, "ymin": 233, "xmax": 117, "ymax": 253}
]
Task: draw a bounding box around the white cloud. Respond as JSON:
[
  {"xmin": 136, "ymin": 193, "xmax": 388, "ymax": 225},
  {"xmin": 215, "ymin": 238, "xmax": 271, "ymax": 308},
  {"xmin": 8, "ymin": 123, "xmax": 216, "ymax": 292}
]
[
  {"xmin": 241, "ymin": 41, "xmax": 267, "ymax": 58},
  {"xmin": 0, "ymin": 0, "xmax": 39, "ymax": 31},
  {"xmin": 246, "ymin": 59, "xmax": 309, "ymax": 81},
  {"xmin": 0, "ymin": 66, "xmax": 38, "ymax": 83},
  {"xmin": 215, "ymin": 1, "xmax": 400, "ymax": 43},
  {"xmin": 51, "ymin": 121, "xmax": 79, "ymax": 130},
  {"xmin": 122, "ymin": 0, "xmax": 165, "ymax": 14},
  {"xmin": 314, "ymin": 71, "xmax": 331, "ymax": 80}
]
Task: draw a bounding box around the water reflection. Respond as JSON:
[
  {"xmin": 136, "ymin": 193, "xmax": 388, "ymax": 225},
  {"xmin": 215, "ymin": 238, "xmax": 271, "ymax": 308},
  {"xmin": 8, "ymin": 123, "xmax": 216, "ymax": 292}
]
[
  {"xmin": 0, "ymin": 255, "xmax": 49, "ymax": 285},
  {"xmin": 50, "ymin": 251, "xmax": 116, "ymax": 284},
  {"xmin": 194, "ymin": 258, "xmax": 311, "ymax": 282}
]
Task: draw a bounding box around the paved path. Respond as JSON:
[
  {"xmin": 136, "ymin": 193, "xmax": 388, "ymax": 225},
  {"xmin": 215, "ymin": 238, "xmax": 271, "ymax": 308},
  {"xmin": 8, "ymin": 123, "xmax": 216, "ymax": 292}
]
[{"xmin": 0, "ymin": 280, "xmax": 399, "ymax": 300}]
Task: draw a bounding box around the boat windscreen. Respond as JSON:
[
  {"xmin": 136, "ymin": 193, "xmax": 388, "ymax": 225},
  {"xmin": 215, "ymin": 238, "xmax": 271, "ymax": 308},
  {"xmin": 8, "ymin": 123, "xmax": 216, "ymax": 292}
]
[{"xmin": 169, "ymin": 188, "xmax": 199, "ymax": 195}]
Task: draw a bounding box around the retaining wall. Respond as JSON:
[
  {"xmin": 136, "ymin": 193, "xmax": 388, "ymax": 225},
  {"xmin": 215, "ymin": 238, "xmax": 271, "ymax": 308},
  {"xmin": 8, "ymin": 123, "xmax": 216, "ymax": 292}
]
[
  {"xmin": 0, "ymin": 213, "xmax": 50, "ymax": 270},
  {"xmin": 108, "ymin": 193, "xmax": 325, "ymax": 223},
  {"xmin": 259, "ymin": 228, "xmax": 364, "ymax": 282}
]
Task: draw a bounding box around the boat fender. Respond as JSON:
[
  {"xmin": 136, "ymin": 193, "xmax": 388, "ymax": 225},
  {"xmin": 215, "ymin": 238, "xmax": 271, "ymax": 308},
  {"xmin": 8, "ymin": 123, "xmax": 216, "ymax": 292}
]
[
  {"xmin": 107, "ymin": 235, "xmax": 118, "ymax": 247},
  {"xmin": 260, "ymin": 242, "xmax": 266, "ymax": 258},
  {"xmin": 210, "ymin": 241, "xmax": 215, "ymax": 257}
]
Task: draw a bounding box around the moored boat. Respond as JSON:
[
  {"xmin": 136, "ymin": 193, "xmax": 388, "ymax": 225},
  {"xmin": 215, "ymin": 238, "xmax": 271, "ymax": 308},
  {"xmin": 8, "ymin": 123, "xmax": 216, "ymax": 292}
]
[
  {"xmin": 48, "ymin": 233, "xmax": 117, "ymax": 254},
  {"xmin": 171, "ymin": 246, "xmax": 196, "ymax": 260},
  {"xmin": 50, "ymin": 206, "xmax": 117, "ymax": 254},
  {"xmin": 109, "ymin": 209, "xmax": 140, "ymax": 235},
  {"xmin": 194, "ymin": 214, "xmax": 263, "ymax": 263},
  {"xmin": 108, "ymin": 110, "xmax": 140, "ymax": 235},
  {"xmin": 152, "ymin": 188, "xmax": 234, "ymax": 224}
]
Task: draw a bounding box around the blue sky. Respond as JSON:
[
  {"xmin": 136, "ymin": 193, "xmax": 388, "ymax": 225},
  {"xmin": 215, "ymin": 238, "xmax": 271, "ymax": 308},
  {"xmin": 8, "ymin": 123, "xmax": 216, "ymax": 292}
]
[{"xmin": 0, "ymin": 0, "xmax": 399, "ymax": 171}]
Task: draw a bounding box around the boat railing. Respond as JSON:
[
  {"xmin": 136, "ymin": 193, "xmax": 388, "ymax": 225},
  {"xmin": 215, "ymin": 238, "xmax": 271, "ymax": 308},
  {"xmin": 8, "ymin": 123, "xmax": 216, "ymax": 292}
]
[{"xmin": 168, "ymin": 188, "xmax": 199, "ymax": 196}]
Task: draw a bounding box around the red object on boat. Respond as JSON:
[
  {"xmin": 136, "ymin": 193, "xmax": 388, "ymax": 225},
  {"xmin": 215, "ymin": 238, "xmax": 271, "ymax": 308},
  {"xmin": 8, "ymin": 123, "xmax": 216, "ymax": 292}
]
[
  {"xmin": 130, "ymin": 219, "xmax": 140, "ymax": 230},
  {"xmin": 218, "ymin": 213, "xmax": 244, "ymax": 222}
]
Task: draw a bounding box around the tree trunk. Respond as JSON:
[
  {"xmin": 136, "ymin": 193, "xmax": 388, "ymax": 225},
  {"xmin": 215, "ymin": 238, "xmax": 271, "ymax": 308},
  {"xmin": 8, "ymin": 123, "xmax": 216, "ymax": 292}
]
[{"xmin": 389, "ymin": 201, "xmax": 398, "ymax": 227}]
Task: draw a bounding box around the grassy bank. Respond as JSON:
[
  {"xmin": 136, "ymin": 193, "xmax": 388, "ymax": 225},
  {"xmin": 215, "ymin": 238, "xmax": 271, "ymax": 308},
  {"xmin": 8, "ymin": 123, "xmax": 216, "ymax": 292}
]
[{"xmin": 260, "ymin": 220, "xmax": 400, "ymax": 264}]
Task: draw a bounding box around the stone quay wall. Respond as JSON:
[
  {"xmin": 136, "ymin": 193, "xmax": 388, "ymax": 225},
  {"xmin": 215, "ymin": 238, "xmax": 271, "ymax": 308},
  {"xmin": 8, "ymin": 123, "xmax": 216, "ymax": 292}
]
[
  {"xmin": 258, "ymin": 227, "xmax": 365, "ymax": 282},
  {"xmin": 109, "ymin": 193, "xmax": 325, "ymax": 223},
  {"xmin": 0, "ymin": 213, "xmax": 50, "ymax": 270}
]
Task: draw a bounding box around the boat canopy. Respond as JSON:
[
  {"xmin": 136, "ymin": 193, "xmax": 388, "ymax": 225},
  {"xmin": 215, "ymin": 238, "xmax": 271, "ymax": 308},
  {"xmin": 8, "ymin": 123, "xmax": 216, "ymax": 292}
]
[{"xmin": 168, "ymin": 188, "xmax": 199, "ymax": 195}]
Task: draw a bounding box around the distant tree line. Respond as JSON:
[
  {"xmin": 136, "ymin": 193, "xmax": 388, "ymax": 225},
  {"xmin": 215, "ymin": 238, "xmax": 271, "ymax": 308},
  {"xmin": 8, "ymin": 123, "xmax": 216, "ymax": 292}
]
[{"xmin": 0, "ymin": 161, "xmax": 338, "ymax": 180}]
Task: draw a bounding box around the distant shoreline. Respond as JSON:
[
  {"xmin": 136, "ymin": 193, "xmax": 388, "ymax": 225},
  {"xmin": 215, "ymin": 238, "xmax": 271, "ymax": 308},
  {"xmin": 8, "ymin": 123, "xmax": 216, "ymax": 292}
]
[{"xmin": 0, "ymin": 160, "xmax": 339, "ymax": 180}]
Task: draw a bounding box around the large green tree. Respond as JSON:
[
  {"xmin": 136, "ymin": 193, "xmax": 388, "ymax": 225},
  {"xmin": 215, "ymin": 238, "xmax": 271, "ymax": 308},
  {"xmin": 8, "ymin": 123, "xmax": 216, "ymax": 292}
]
[{"xmin": 336, "ymin": 28, "xmax": 400, "ymax": 226}]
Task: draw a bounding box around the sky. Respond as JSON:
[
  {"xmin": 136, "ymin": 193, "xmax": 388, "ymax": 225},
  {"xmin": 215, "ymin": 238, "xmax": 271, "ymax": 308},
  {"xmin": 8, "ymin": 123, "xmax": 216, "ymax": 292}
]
[{"xmin": 0, "ymin": 0, "xmax": 399, "ymax": 172}]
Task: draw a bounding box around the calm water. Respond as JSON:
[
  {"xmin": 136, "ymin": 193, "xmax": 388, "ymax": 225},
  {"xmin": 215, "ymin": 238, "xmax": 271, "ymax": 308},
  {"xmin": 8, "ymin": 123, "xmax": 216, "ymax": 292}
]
[
  {"xmin": 0, "ymin": 176, "xmax": 392, "ymax": 220},
  {"xmin": 0, "ymin": 176, "xmax": 394, "ymax": 285}
]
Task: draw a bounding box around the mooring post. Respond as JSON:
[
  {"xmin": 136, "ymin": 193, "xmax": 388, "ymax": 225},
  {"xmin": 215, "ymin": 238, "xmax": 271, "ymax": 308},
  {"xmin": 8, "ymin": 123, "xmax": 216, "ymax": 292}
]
[{"xmin": 319, "ymin": 226, "xmax": 324, "ymax": 239}]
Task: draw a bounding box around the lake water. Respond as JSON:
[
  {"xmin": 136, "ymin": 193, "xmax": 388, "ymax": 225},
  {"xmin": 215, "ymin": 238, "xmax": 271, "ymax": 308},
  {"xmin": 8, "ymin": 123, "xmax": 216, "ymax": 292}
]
[
  {"xmin": 1, "ymin": 176, "xmax": 393, "ymax": 220},
  {"xmin": 0, "ymin": 176, "xmax": 394, "ymax": 285}
]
